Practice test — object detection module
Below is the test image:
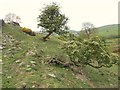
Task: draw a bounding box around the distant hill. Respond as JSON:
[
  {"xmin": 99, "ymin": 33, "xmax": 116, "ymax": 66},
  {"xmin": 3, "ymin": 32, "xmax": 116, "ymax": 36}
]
[
  {"xmin": 70, "ymin": 24, "xmax": 119, "ymax": 39},
  {"xmin": 68, "ymin": 30, "xmax": 79, "ymax": 35},
  {"xmin": 97, "ymin": 24, "xmax": 119, "ymax": 38},
  {"xmin": 31, "ymin": 24, "xmax": 119, "ymax": 38}
]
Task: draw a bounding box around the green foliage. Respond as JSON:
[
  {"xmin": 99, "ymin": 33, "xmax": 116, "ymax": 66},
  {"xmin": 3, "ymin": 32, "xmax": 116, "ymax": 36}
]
[
  {"xmin": 37, "ymin": 2, "xmax": 69, "ymax": 39},
  {"xmin": 62, "ymin": 36, "xmax": 118, "ymax": 68},
  {"xmin": 58, "ymin": 32, "xmax": 76, "ymax": 41}
]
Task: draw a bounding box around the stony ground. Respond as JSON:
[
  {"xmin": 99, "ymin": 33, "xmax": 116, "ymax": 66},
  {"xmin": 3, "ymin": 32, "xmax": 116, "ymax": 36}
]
[{"xmin": 1, "ymin": 23, "xmax": 119, "ymax": 88}]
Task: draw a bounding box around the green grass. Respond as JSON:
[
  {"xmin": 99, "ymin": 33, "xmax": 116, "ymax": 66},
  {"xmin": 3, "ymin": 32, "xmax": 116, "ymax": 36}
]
[
  {"xmin": 2, "ymin": 23, "xmax": 119, "ymax": 88},
  {"xmin": 96, "ymin": 24, "xmax": 119, "ymax": 52},
  {"xmin": 83, "ymin": 65, "xmax": 118, "ymax": 88},
  {"xmin": 97, "ymin": 24, "xmax": 119, "ymax": 38},
  {"xmin": 2, "ymin": 24, "xmax": 91, "ymax": 88}
]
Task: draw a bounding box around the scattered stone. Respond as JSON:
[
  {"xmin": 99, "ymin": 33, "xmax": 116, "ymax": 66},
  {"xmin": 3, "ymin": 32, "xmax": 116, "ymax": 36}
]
[
  {"xmin": 110, "ymin": 83, "xmax": 113, "ymax": 86},
  {"xmin": 26, "ymin": 65, "xmax": 30, "ymax": 67},
  {"xmin": 30, "ymin": 61, "xmax": 36, "ymax": 64},
  {"xmin": 48, "ymin": 73, "xmax": 56, "ymax": 78},
  {"xmin": 22, "ymin": 83, "xmax": 27, "ymax": 89},
  {"xmin": 0, "ymin": 46, "xmax": 2, "ymax": 50},
  {"xmin": 19, "ymin": 62, "xmax": 25, "ymax": 66},
  {"xmin": 15, "ymin": 60, "xmax": 21, "ymax": 63},
  {"xmin": 3, "ymin": 55, "xmax": 7, "ymax": 58},
  {"xmin": 26, "ymin": 67, "xmax": 32, "ymax": 71},
  {"xmin": 0, "ymin": 71, "xmax": 2, "ymax": 75},
  {"xmin": 11, "ymin": 39, "xmax": 15, "ymax": 42},
  {"xmin": 18, "ymin": 47, "xmax": 22, "ymax": 50},
  {"xmin": 7, "ymin": 76, "xmax": 12, "ymax": 79},
  {"xmin": 2, "ymin": 43, "xmax": 6, "ymax": 46},
  {"xmin": 2, "ymin": 46, "xmax": 6, "ymax": 49},
  {"xmin": 11, "ymin": 47, "xmax": 17, "ymax": 50},
  {"xmin": 26, "ymin": 51, "xmax": 35, "ymax": 56},
  {"xmin": 32, "ymin": 85, "xmax": 35, "ymax": 88}
]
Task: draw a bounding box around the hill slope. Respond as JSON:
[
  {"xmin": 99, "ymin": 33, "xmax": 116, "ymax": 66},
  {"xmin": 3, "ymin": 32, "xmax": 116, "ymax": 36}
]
[
  {"xmin": 2, "ymin": 24, "xmax": 91, "ymax": 88},
  {"xmin": 97, "ymin": 24, "xmax": 119, "ymax": 38},
  {"xmin": 2, "ymin": 23, "xmax": 118, "ymax": 88}
]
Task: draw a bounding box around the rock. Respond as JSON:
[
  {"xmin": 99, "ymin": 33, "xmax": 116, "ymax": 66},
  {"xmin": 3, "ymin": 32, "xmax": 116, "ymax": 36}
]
[
  {"xmin": 0, "ymin": 71, "xmax": 2, "ymax": 75},
  {"xmin": 0, "ymin": 46, "xmax": 2, "ymax": 50},
  {"xmin": 19, "ymin": 62, "xmax": 25, "ymax": 66},
  {"xmin": 3, "ymin": 46, "xmax": 6, "ymax": 49},
  {"xmin": 15, "ymin": 60, "xmax": 21, "ymax": 63},
  {"xmin": 32, "ymin": 85, "xmax": 35, "ymax": 88},
  {"xmin": 6, "ymin": 51, "xmax": 11, "ymax": 54},
  {"xmin": 30, "ymin": 61, "xmax": 36, "ymax": 64},
  {"xmin": 17, "ymin": 46, "xmax": 21, "ymax": 50},
  {"xmin": 48, "ymin": 73, "xmax": 56, "ymax": 78},
  {"xmin": 26, "ymin": 51, "xmax": 35, "ymax": 56},
  {"xmin": 11, "ymin": 47, "xmax": 17, "ymax": 50},
  {"xmin": 2, "ymin": 43, "xmax": 6, "ymax": 46},
  {"xmin": 3, "ymin": 55, "xmax": 7, "ymax": 58},
  {"xmin": 8, "ymin": 48, "xmax": 11, "ymax": 51},
  {"xmin": 26, "ymin": 65, "xmax": 30, "ymax": 67},
  {"xmin": 26, "ymin": 67, "xmax": 32, "ymax": 71},
  {"xmin": 7, "ymin": 76, "xmax": 12, "ymax": 79},
  {"xmin": 11, "ymin": 39, "xmax": 15, "ymax": 42},
  {"xmin": 22, "ymin": 83, "xmax": 27, "ymax": 89}
]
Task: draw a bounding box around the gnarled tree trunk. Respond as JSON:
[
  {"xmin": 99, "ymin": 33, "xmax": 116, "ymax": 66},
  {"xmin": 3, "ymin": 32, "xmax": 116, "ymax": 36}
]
[{"xmin": 43, "ymin": 32, "xmax": 53, "ymax": 41}]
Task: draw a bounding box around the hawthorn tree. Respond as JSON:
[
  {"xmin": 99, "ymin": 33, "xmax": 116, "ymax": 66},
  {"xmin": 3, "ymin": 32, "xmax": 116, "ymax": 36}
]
[
  {"xmin": 62, "ymin": 36, "xmax": 118, "ymax": 69},
  {"xmin": 37, "ymin": 3, "xmax": 69, "ymax": 41},
  {"xmin": 4, "ymin": 13, "xmax": 21, "ymax": 24},
  {"xmin": 82, "ymin": 22, "xmax": 95, "ymax": 39}
]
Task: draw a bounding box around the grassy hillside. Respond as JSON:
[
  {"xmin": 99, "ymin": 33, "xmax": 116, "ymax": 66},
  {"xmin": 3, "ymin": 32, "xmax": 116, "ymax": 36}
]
[
  {"xmin": 96, "ymin": 24, "xmax": 119, "ymax": 39},
  {"xmin": 97, "ymin": 24, "xmax": 119, "ymax": 51},
  {"xmin": 2, "ymin": 24, "xmax": 62, "ymax": 55},
  {"xmin": 2, "ymin": 23, "xmax": 118, "ymax": 88}
]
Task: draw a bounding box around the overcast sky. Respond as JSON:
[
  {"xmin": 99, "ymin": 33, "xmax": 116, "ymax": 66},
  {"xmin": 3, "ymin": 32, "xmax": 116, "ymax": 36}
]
[{"xmin": 0, "ymin": 0, "xmax": 119, "ymax": 31}]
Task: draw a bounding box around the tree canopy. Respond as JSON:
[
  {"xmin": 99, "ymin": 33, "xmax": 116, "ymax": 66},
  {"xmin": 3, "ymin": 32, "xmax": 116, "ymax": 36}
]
[
  {"xmin": 37, "ymin": 2, "xmax": 69, "ymax": 41},
  {"xmin": 81, "ymin": 22, "xmax": 95, "ymax": 39},
  {"xmin": 4, "ymin": 13, "xmax": 21, "ymax": 24}
]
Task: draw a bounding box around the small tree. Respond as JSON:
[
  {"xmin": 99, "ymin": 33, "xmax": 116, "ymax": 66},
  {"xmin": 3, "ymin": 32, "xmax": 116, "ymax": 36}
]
[
  {"xmin": 4, "ymin": 13, "xmax": 21, "ymax": 24},
  {"xmin": 37, "ymin": 3, "xmax": 69, "ymax": 41},
  {"xmin": 82, "ymin": 22, "xmax": 95, "ymax": 39}
]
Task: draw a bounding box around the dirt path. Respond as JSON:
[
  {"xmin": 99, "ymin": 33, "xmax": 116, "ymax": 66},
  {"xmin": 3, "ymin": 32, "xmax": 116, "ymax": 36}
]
[{"xmin": 75, "ymin": 73, "xmax": 95, "ymax": 88}]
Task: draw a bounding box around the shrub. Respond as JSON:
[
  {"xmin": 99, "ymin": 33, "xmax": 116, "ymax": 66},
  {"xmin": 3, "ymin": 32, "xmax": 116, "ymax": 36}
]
[
  {"xmin": 22, "ymin": 27, "xmax": 31, "ymax": 33},
  {"xmin": 62, "ymin": 36, "xmax": 118, "ymax": 68},
  {"xmin": 21, "ymin": 27, "xmax": 36, "ymax": 36},
  {"xmin": 58, "ymin": 32, "xmax": 77, "ymax": 41}
]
